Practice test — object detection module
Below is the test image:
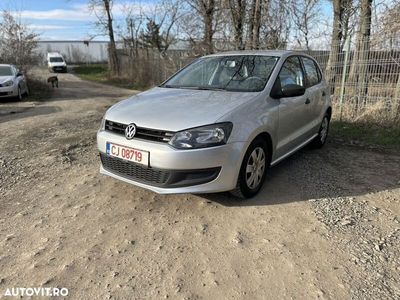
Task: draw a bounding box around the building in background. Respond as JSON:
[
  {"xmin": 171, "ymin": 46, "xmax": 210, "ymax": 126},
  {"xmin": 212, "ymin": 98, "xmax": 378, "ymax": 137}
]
[{"xmin": 36, "ymin": 40, "xmax": 111, "ymax": 64}]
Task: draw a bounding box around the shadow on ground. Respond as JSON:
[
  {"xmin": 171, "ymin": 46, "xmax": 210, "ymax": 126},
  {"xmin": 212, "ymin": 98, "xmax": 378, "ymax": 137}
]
[
  {"xmin": 199, "ymin": 142, "xmax": 400, "ymax": 207},
  {"xmin": 0, "ymin": 105, "xmax": 61, "ymax": 123}
]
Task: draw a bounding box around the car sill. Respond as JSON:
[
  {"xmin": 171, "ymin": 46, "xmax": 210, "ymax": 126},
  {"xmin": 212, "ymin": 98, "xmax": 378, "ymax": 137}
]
[{"xmin": 271, "ymin": 133, "xmax": 318, "ymax": 166}]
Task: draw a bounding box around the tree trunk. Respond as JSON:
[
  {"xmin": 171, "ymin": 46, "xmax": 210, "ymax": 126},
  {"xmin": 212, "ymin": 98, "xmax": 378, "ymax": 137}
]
[
  {"xmin": 203, "ymin": 0, "xmax": 215, "ymax": 54},
  {"xmin": 249, "ymin": 0, "xmax": 263, "ymax": 49},
  {"xmin": 104, "ymin": 0, "xmax": 119, "ymax": 76},
  {"xmin": 325, "ymin": 0, "xmax": 344, "ymax": 94},
  {"xmin": 229, "ymin": 0, "xmax": 246, "ymax": 50},
  {"xmin": 349, "ymin": 0, "xmax": 372, "ymax": 112}
]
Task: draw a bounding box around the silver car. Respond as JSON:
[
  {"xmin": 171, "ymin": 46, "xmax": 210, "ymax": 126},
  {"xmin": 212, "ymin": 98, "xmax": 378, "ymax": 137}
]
[
  {"xmin": 97, "ymin": 51, "xmax": 331, "ymax": 198},
  {"xmin": 0, "ymin": 64, "xmax": 29, "ymax": 100}
]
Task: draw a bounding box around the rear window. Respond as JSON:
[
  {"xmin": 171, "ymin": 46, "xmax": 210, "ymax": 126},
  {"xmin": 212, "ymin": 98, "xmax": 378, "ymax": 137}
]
[
  {"xmin": 49, "ymin": 57, "xmax": 64, "ymax": 62},
  {"xmin": 0, "ymin": 66, "xmax": 13, "ymax": 76}
]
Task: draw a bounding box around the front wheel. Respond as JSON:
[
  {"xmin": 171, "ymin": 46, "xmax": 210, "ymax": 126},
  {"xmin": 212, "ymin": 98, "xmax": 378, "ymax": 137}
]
[
  {"xmin": 16, "ymin": 86, "xmax": 23, "ymax": 101},
  {"xmin": 311, "ymin": 115, "xmax": 330, "ymax": 148},
  {"xmin": 231, "ymin": 138, "xmax": 269, "ymax": 199}
]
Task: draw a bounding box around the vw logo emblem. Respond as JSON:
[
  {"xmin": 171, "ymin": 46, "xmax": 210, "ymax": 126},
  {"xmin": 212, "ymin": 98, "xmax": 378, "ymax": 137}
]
[{"xmin": 125, "ymin": 123, "xmax": 137, "ymax": 140}]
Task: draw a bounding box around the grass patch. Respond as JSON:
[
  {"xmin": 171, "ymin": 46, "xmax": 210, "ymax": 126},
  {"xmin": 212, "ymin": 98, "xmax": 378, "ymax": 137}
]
[
  {"xmin": 330, "ymin": 121, "xmax": 400, "ymax": 150},
  {"xmin": 73, "ymin": 64, "xmax": 139, "ymax": 90}
]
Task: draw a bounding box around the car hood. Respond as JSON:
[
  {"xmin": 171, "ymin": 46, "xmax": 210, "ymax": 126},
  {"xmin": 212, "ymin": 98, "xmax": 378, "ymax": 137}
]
[
  {"xmin": 0, "ymin": 76, "xmax": 14, "ymax": 83},
  {"xmin": 49, "ymin": 62, "xmax": 66, "ymax": 66},
  {"xmin": 106, "ymin": 87, "xmax": 259, "ymax": 131}
]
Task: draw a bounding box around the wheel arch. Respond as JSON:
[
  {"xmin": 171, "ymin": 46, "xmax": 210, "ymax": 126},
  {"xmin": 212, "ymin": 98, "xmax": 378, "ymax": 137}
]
[
  {"xmin": 326, "ymin": 106, "xmax": 332, "ymax": 120},
  {"xmin": 251, "ymin": 131, "xmax": 273, "ymax": 166}
]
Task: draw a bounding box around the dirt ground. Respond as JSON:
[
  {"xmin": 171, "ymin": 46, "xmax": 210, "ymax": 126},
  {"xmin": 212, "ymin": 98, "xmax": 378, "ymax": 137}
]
[{"xmin": 0, "ymin": 70, "xmax": 399, "ymax": 299}]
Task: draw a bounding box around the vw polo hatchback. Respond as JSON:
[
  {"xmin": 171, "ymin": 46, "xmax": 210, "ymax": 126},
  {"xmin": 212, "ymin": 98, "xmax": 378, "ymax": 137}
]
[{"xmin": 97, "ymin": 51, "xmax": 331, "ymax": 198}]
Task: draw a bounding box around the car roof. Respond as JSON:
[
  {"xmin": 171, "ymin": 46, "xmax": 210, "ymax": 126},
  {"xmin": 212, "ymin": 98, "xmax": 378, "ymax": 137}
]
[
  {"xmin": 0, "ymin": 64, "xmax": 12, "ymax": 67},
  {"xmin": 203, "ymin": 50, "xmax": 312, "ymax": 59},
  {"xmin": 47, "ymin": 52, "xmax": 63, "ymax": 56}
]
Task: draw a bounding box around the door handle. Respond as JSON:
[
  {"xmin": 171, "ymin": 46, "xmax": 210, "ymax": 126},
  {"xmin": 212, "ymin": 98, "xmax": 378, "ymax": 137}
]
[{"xmin": 305, "ymin": 98, "xmax": 311, "ymax": 104}]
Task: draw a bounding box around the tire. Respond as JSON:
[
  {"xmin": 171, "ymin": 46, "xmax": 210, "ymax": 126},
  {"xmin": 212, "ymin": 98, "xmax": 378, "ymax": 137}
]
[
  {"xmin": 16, "ymin": 86, "xmax": 23, "ymax": 101},
  {"xmin": 311, "ymin": 115, "xmax": 330, "ymax": 148},
  {"xmin": 230, "ymin": 137, "xmax": 270, "ymax": 199}
]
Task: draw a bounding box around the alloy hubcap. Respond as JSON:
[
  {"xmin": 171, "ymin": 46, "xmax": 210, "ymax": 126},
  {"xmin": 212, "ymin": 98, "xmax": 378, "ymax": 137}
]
[
  {"xmin": 246, "ymin": 147, "xmax": 265, "ymax": 189},
  {"xmin": 320, "ymin": 118, "xmax": 328, "ymax": 143}
]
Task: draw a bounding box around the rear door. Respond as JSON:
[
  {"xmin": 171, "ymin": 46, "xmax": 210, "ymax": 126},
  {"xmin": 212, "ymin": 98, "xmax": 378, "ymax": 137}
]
[
  {"xmin": 275, "ymin": 56, "xmax": 310, "ymax": 158},
  {"xmin": 301, "ymin": 56, "xmax": 327, "ymax": 133}
]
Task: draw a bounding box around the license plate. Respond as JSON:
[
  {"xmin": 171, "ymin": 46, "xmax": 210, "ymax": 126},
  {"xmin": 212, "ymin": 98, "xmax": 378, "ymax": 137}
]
[{"xmin": 106, "ymin": 142, "xmax": 149, "ymax": 166}]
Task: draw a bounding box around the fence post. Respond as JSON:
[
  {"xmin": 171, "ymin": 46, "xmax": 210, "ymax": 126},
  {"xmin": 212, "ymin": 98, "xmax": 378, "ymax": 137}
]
[{"xmin": 339, "ymin": 35, "xmax": 351, "ymax": 122}]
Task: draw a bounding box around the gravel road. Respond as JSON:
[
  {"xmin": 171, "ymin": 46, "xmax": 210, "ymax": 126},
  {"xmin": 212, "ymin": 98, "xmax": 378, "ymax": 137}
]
[{"xmin": 0, "ymin": 70, "xmax": 399, "ymax": 299}]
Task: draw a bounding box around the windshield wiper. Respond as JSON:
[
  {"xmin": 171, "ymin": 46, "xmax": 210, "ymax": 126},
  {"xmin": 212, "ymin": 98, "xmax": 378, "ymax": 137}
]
[{"xmin": 162, "ymin": 84, "xmax": 225, "ymax": 91}]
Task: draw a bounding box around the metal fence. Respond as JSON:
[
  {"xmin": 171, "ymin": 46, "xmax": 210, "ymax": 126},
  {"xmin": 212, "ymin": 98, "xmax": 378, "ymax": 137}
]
[{"xmin": 304, "ymin": 42, "xmax": 400, "ymax": 124}]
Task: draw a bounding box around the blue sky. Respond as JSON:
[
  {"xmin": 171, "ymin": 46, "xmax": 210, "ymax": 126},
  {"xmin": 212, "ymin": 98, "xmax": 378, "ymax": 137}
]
[
  {"xmin": 0, "ymin": 0, "xmax": 93, "ymax": 40},
  {"xmin": 0, "ymin": 0, "xmax": 333, "ymax": 41},
  {"xmin": 0, "ymin": 0, "xmax": 155, "ymax": 40}
]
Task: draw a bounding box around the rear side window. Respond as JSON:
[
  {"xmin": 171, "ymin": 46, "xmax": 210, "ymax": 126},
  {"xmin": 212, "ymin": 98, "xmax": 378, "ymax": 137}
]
[
  {"xmin": 278, "ymin": 56, "xmax": 305, "ymax": 88},
  {"xmin": 302, "ymin": 57, "xmax": 320, "ymax": 87}
]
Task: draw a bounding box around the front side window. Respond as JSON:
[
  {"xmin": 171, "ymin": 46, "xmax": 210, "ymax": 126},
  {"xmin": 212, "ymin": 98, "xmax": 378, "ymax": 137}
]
[
  {"xmin": 0, "ymin": 66, "xmax": 13, "ymax": 76},
  {"xmin": 162, "ymin": 55, "xmax": 279, "ymax": 92},
  {"xmin": 278, "ymin": 56, "xmax": 305, "ymax": 88},
  {"xmin": 302, "ymin": 57, "xmax": 320, "ymax": 87}
]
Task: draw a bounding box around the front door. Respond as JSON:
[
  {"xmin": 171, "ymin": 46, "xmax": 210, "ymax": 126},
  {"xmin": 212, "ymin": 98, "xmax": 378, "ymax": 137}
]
[{"xmin": 275, "ymin": 56, "xmax": 311, "ymax": 158}]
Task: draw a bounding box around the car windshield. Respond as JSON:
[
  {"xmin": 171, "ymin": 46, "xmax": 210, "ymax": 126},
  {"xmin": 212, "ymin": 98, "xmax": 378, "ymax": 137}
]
[
  {"xmin": 162, "ymin": 55, "xmax": 279, "ymax": 92},
  {"xmin": 0, "ymin": 66, "xmax": 13, "ymax": 76},
  {"xmin": 50, "ymin": 57, "xmax": 64, "ymax": 62}
]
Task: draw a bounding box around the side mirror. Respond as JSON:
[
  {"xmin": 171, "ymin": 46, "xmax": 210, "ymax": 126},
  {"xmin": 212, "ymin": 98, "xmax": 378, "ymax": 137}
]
[
  {"xmin": 281, "ymin": 84, "xmax": 305, "ymax": 97},
  {"xmin": 16, "ymin": 72, "xmax": 23, "ymax": 77}
]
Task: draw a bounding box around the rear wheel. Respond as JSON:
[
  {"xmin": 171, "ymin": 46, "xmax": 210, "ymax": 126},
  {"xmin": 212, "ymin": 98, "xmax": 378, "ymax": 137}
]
[
  {"xmin": 311, "ymin": 115, "xmax": 330, "ymax": 148},
  {"xmin": 231, "ymin": 138, "xmax": 269, "ymax": 199}
]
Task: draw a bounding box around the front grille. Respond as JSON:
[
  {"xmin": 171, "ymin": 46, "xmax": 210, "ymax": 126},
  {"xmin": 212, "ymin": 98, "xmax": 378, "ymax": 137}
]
[
  {"xmin": 100, "ymin": 153, "xmax": 171, "ymax": 185},
  {"xmin": 105, "ymin": 120, "xmax": 175, "ymax": 143},
  {"xmin": 100, "ymin": 153, "xmax": 221, "ymax": 188}
]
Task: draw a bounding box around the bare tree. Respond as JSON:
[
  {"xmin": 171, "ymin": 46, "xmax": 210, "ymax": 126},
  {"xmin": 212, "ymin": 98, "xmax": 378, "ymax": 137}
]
[
  {"xmin": 349, "ymin": 0, "xmax": 373, "ymax": 109},
  {"xmin": 260, "ymin": 0, "xmax": 291, "ymax": 49},
  {"xmin": 228, "ymin": 0, "xmax": 247, "ymax": 50},
  {"xmin": 121, "ymin": 4, "xmax": 145, "ymax": 57},
  {"xmin": 325, "ymin": 0, "xmax": 354, "ymax": 93},
  {"xmin": 248, "ymin": 0, "xmax": 264, "ymax": 49},
  {"xmin": 0, "ymin": 11, "xmax": 39, "ymax": 71},
  {"xmin": 143, "ymin": 0, "xmax": 183, "ymax": 53},
  {"xmin": 290, "ymin": 0, "xmax": 320, "ymax": 50},
  {"xmin": 88, "ymin": 0, "xmax": 119, "ymax": 76},
  {"xmin": 187, "ymin": 0, "xmax": 218, "ymax": 54}
]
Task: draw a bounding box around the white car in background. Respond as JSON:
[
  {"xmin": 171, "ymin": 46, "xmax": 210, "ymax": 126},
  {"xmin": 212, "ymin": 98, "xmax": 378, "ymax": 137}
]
[
  {"xmin": 0, "ymin": 64, "xmax": 29, "ymax": 101},
  {"xmin": 47, "ymin": 52, "xmax": 68, "ymax": 73}
]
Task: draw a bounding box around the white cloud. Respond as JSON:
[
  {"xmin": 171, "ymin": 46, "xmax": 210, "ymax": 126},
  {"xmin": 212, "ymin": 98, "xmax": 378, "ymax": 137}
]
[
  {"xmin": 18, "ymin": 8, "xmax": 92, "ymax": 21},
  {"xmin": 27, "ymin": 24, "xmax": 69, "ymax": 30},
  {"xmin": 16, "ymin": 2, "xmax": 157, "ymax": 22}
]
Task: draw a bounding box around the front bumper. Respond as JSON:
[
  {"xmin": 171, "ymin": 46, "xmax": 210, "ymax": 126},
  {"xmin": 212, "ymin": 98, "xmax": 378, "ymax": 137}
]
[
  {"xmin": 50, "ymin": 66, "xmax": 67, "ymax": 72},
  {"xmin": 97, "ymin": 130, "xmax": 246, "ymax": 194},
  {"xmin": 0, "ymin": 86, "xmax": 16, "ymax": 98}
]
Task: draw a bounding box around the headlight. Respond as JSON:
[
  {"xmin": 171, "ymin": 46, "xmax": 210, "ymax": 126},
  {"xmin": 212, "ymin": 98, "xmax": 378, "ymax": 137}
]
[
  {"xmin": 3, "ymin": 80, "xmax": 13, "ymax": 87},
  {"xmin": 99, "ymin": 116, "xmax": 106, "ymax": 131},
  {"xmin": 169, "ymin": 122, "xmax": 233, "ymax": 149}
]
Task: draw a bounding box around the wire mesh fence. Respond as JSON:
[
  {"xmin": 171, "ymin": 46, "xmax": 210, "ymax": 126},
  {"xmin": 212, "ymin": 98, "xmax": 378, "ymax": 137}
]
[
  {"xmin": 118, "ymin": 43, "xmax": 400, "ymax": 125},
  {"xmin": 303, "ymin": 42, "xmax": 400, "ymax": 125}
]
